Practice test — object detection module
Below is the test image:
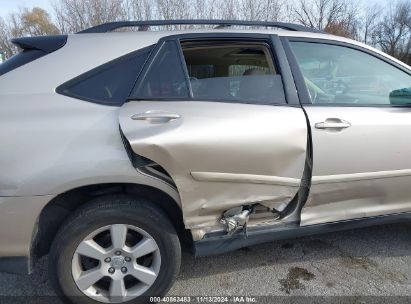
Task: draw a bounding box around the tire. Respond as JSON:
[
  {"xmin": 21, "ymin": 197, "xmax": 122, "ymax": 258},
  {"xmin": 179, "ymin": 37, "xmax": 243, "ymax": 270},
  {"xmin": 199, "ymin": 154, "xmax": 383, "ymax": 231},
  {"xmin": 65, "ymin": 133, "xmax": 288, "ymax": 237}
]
[{"xmin": 49, "ymin": 194, "xmax": 181, "ymax": 304}]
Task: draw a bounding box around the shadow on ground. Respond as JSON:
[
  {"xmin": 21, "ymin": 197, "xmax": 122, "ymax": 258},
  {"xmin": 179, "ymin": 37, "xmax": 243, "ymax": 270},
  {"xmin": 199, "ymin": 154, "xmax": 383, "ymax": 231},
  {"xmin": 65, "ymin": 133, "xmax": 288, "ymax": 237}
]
[{"xmin": 1, "ymin": 223, "xmax": 411, "ymax": 299}]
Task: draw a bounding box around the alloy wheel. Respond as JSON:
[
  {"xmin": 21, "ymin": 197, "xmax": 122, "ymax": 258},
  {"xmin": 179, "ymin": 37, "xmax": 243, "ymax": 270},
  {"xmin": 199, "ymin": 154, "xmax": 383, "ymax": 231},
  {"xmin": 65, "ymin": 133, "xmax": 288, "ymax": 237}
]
[{"xmin": 71, "ymin": 224, "xmax": 161, "ymax": 303}]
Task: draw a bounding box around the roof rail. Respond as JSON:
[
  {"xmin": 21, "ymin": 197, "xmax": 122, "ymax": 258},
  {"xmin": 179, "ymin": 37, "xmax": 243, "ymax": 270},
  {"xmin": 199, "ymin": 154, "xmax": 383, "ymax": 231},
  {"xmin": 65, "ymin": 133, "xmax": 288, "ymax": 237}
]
[{"xmin": 77, "ymin": 20, "xmax": 323, "ymax": 34}]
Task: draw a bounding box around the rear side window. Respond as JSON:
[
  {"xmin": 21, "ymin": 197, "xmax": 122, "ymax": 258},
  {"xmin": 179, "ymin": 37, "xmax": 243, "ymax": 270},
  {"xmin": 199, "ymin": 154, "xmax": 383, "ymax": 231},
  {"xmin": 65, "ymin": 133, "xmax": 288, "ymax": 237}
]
[{"xmin": 57, "ymin": 46, "xmax": 152, "ymax": 105}]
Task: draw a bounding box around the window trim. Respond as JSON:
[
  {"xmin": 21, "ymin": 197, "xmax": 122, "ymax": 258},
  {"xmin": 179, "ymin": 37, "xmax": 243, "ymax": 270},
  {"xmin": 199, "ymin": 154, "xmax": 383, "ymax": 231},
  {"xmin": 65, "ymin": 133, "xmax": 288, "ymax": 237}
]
[
  {"xmin": 282, "ymin": 37, "xmax": 411, "ymax": 107},
  {"xmin": 128, "ymin": 33, "xmax": 298, "ymax": 106},
  {"xmin": 177, "ymin": 39, "xmax": 194, "ymax": 99},
  {"xmin": 56, "ymin": 45, "xmax": 154, "ymax": 106}
]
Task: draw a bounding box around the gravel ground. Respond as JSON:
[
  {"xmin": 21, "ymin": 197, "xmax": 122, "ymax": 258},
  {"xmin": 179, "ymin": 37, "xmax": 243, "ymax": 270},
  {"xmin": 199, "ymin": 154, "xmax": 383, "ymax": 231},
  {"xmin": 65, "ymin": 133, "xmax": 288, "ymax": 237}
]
[{"xmin": 1, "ymin": 223, "xmax": 411, "ymax": 302}]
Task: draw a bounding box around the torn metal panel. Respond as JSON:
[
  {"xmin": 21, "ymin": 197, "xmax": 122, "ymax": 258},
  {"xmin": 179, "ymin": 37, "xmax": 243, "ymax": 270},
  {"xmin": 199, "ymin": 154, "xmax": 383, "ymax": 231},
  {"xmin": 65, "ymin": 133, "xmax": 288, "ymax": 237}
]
[
  {"xmin": 220, "ymin": 206, "xmax": 252, "ymax": 235},
  {"xmin": 119, "ymin": 101, "xmax": 307, "ymax": 229},
  {"xmin": 181, "ymin": 181, "xmax": 298, "ymax": 228}
]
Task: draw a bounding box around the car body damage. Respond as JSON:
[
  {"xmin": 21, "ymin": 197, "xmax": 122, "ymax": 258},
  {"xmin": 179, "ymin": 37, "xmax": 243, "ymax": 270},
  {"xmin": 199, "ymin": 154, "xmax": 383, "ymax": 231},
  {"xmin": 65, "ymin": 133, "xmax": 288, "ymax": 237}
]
[
  {"xmin": 6, "ymin": 19, "xmax": 411, "ymax": 304},
  {"xmin": 119, "ymin": 100, "xmax": 308, "ymax": 231}
]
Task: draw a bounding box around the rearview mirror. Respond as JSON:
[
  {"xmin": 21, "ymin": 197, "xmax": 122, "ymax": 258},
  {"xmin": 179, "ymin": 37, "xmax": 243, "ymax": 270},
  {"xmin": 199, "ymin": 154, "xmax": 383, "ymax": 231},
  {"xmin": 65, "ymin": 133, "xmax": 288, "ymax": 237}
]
[{"xmin": 389, "ymin": 87, "xmax": 411, "ymax": 105}]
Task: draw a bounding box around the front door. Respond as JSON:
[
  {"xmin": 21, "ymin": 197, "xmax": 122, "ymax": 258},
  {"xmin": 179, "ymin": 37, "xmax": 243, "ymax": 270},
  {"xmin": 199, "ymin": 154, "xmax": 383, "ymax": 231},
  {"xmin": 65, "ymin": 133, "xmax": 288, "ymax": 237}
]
[
  {"xmin": 119, "ymin": 34, "xmax": 308, "ymax": 230},
  {"xmin": 287, "ymin": 39, "xmax": 411, "ymax": 225}
]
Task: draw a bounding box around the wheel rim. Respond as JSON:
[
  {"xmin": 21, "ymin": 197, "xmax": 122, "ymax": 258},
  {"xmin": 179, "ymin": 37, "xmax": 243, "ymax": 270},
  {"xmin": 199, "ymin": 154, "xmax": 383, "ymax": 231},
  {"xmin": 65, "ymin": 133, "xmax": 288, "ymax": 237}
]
[{"xmin": 71, "ymin": 224, "xmax": 161, "ymax": 303}]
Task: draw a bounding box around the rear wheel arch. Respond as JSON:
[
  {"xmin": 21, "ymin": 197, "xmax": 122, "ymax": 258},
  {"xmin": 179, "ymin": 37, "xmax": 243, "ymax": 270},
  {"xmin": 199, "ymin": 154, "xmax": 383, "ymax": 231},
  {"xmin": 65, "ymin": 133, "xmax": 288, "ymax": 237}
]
[{"xmin": 32, "ymin": 183, "xmax": 190, "ymax": 261}]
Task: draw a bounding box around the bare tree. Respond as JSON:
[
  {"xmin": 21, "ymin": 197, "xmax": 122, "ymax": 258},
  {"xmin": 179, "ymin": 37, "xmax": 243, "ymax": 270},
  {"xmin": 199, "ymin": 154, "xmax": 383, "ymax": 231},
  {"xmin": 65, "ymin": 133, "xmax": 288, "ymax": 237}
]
[
  {"xmin": 362, "ymin": 3, "xmax": 382, "ymax": 45},
  {"xmin": 239, "ymin": 0, "xmax": 282, "ymax": 22},
  {"xmin": 0, "ymin": 17, "xmax": 15, "ymax": 58},
  {"xmin": 0, "ymin": 7, "xmax": 59, "ymax": 58},
  {"xmin": 2, "ymin": 0, "xmax": 411, "ymax": 65},
  {"xmin": 374, "ymin": 0, "xmax": 411, "ymax": 59},
  {"xmin": 52, "ymin": 0, "xmax": 124, "ymax": 33},
  {"xmin": 8, "ymin": 7, "xmax": 59, "ymax": 37},
  {"xmin": 157, "ymin": 0, "xmax": 194, "ymax": 22},
  {"xmin": 136, "ymin": 0, "xmax": 194, "ymax": 30},
  {"xmin": 325, "ymin": 1, "xmax": 359, "ymax": 39},
  {"xmin": 282, "ymin": 1, "xmax": 296, "ymax": 23},
  {"xmin": 122, "ymin": 0, "xmax": 154, "ymax": 21},
  {"xmin": 219, "ymin": 0, "xmax": 240, "ymax": 20},
  {"xmin": 293, "ymin": 0, "xmax": 359, "ymax": 38}
]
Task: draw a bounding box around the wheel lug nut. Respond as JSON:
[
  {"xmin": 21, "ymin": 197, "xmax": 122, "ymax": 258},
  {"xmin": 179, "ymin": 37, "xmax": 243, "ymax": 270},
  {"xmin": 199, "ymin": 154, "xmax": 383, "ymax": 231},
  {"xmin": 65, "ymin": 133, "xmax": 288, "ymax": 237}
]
[
  {"xmin": 121, "ymin": 267, "xmax": 127, "ymax": 273},
  {"xmin": 115, "ymin": 251, "xmax": 121, "ymax": 256},
  {"xmin": 125, "ymin": 257, "xmax": 131, "ymax": 262},
  {"xmin": 104, "ymin": 257, "xmax": 111, "ymax": 263},
  {"xmin": 108, "ymin": 267, "xmax": 115, "ymax": 274}
]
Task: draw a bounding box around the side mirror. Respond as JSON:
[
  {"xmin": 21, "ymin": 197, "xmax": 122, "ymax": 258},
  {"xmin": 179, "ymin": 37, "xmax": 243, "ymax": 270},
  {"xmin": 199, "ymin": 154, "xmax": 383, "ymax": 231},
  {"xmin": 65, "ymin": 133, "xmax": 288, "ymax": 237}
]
[{"xmin": 389, "ymin": 88, "xmax": 411, "ymax": 105}]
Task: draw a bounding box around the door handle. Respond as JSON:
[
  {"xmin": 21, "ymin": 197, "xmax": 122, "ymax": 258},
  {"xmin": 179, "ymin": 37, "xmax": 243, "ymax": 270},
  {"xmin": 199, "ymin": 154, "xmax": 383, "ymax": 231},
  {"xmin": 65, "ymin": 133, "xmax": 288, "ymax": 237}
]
[
  {"xmin": 131, "ymin": 112, "xmax": 181, "ymax": 123},
  {"xmin": 315, "ymin": 118, "xmax": 351, "ymax": 130}
]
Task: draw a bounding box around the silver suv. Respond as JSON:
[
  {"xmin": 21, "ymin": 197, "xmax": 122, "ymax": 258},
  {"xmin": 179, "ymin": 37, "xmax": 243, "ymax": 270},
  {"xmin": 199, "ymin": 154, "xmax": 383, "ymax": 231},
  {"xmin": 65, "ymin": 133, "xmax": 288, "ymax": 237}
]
[{"xmin": 2, "ymin": 19, "xmax": 411, "ymax": 303}]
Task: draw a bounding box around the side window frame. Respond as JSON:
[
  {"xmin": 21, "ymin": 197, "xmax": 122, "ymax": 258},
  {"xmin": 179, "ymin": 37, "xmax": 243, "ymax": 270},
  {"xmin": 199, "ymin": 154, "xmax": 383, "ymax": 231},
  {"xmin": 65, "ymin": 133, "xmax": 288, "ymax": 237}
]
[
  {"xmin": 56, "ymin": 45, "xmax": 154, "ymax": 106},
  {"xmin": 131, "ymin": 39, "xmax": 192, "ymax": 100},
  {"xmin": 129, "ymin": 33, "xmax": 299, "ymax": 106},
  {"xmin": 282, "ymin": 37, "xmax": 411, "ymax": 107}
]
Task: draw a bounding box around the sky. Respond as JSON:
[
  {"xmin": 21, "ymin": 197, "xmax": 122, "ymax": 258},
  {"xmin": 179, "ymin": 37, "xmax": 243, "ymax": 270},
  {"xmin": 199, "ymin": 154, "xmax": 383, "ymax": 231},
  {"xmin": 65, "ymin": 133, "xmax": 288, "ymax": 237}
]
[
  {"xmin": 0, "ymin": 0, "xmax": 389, "ymax": 19},
  {"xmin": 0, "ymin": 0, "xmax": 52, "ymax": 18}
]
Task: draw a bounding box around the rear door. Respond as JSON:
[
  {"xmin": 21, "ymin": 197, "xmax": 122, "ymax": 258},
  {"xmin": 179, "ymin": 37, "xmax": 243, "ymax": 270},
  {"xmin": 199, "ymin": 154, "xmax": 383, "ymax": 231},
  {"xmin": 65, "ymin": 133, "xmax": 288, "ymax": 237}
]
[
  {"xmin": 284, "ymin": 38, "xmax": 411, "ymax": 226},
  {"xmin": 119, "ymin": 34, "xmax": 308, "ymax": 229}
]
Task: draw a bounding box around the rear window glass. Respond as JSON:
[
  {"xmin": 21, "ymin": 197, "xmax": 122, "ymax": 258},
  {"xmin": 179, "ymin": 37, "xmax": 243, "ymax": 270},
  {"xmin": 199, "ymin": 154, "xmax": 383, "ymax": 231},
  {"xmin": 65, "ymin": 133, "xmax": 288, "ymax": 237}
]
[
  {"xmin": 0, "ymin": 49, "xmax": 46, "ymax": 77},
  {"xmin": 58, "ymin": 46, "xmax": 152, "ymax": 105},
  {"xmin": 182, "ymin": 43, "xmax": 286, "ymax": 104}
]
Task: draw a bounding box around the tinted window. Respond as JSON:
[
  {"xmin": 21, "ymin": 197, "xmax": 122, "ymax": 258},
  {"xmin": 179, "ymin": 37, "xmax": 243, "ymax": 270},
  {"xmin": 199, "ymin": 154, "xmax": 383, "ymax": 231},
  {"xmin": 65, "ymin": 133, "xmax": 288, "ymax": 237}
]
[
  {"xmin": 182, "ymin": 43, "xmax": 285, "ymax": 104},
  {"xmin": 132, "ymin": 41, "xmax": 189, "ymax": 99},
  {"xmin": 58, "ymin": 46, "xmax": 152, "ymax": 105},
  {"xmin": 290, "ymin": 42, "xmax": 411, "ymax": 105},
  {"xmin": 0, "ymin": 49, "xmax": 45, "ymax": 77}
]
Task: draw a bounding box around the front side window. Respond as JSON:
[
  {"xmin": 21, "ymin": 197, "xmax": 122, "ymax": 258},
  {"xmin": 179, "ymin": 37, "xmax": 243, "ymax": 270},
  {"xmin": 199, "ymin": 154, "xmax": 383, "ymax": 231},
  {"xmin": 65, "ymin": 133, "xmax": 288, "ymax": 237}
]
[
  {"xmin": 290, "ymin": 41, "xmax": 411, "ymax": 105},
  {"xmin": 181, "ymin": 42, "xmax": 285, "ymax": 104}
]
